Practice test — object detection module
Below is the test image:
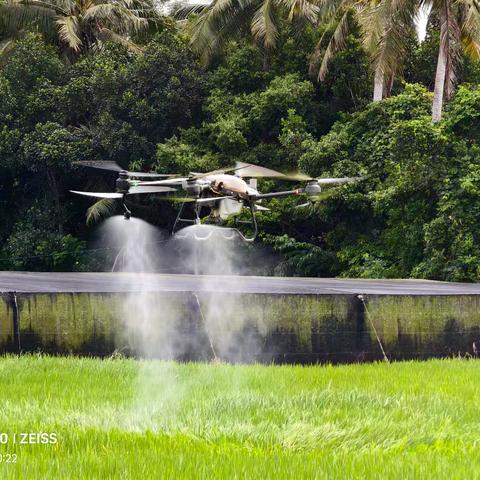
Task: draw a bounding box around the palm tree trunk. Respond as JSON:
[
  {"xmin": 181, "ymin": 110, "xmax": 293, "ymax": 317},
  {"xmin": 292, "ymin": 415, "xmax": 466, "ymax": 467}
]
[
  {"xmin": 373, "ymin": 67, "xmax": 384, "ymax": 102},
  {"xmin": 432, "ymin": 5, "xmax": 448, "ymax": 122},
  {"xmin": 384, "ymin": 73, "xmax": 395, "ymax": 99},
  {"xmin": 262, "ymin": 49, "xmax": 271, "ymax": 70}
]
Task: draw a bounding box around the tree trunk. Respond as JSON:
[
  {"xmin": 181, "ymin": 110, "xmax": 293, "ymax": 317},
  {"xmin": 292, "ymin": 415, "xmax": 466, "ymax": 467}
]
[
  {"xmin": 432, "ymin": 5, "xmax": 448, "ymax": 122},
  {"xmin": 373, "ymin": 67, "xmax": 384, "ymax": 102},
  {"xmin": 46, "ymin": 168, "xmax": 63, "ymax": 235},
  {"xmin": 384, "ymin": 73, "xmax": 395, "ymax": 99},
  {"xmin": 262, "ymin": 48, "xmax": 271, "ymax": 71}
]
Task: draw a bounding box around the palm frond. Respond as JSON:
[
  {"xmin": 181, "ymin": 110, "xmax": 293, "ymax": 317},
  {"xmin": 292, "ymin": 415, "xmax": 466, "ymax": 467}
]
[
  {"xmin": 317, "ymin": 10, "xmax": 350, "ymax": 81},
  {"xmin": 315, "ymin": 0, "xmax": 349, "ymax": 22},
  {"xmin": 440, "ymin": 0, "xmax": 461, "ymax": 100},
  {"xmin": 19, "ymin": 0, "xmax": 68, "ymax": 15},
  {"xmin": 279, "ymin": 0, "xmax": 319, "ymax": 23},
  {"xmin": 458, "ymin": 0, "xmax": 480, "ymax": 58},
  {"xmin": 189, "ymin": 0, "xmax": 238, "ymax": 53},
  {"xmin": 96, "ymin": 26, "xmax": 144, "ymax": 53},
  {"xmin": 190, "ymin": 0, "xmax": 256, "ymax": 59},
  {"xmin": 360, "ymin": 0, "xmax": 418, "ymax": 80},
  {"xmin": 84, "ymin": 3, "xmax": 148, "ymax": 32},
  {"xmin": 173, "ymin": 1, "xmax": 209, "ymax": 20},
  {"xmin": 86, "ymin": 198, "xmax": 117, "ymax": 225},
  {"xmin": 0, "ymin": 1, "xmax": 56, "ymax": 35},
  {"xmin": 56, "ymin": 14, "xmax": 81, "ymax": 51},
  {"xmin": 0, "ymin": 38, "xmax": 16, "ymax": 54},
  {"xmin": 251, "ymin": 0, "xmax": 279, "ymax": 49},
  {"xmin": 357, "ymin": 2, "xmax": 384, "ymax": 55},
  {"xmin": 371, "ymin": 18, "xmax": 414, "ymax": 84}
]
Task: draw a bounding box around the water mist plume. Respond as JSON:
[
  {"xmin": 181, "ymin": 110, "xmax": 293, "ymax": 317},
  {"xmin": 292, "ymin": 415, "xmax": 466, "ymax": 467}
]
[{"xmin": 95, "ymin": 217, "xmax": 268, "ymax": 432}]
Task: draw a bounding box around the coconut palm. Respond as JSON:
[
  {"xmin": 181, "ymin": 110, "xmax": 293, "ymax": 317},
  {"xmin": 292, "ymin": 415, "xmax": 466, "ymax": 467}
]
[
  {"xmin": 312, "ymin": 0, "xmax": 418, "ymax": 102},
  {"xmin": 426, "ymin": 1, "xmax": 480, "ymax": 121},
  {"xmin": 0, "ymin": 0, "xmax": 19, "ymax": 53},
  {"xmin": 381, "ymin": 0, "xmax": 480, "ymax": 121},
  {"xmin": 316, "ymin": 0, "xmax": 480, "ymax": 120},
  {"xmin": 185, "ymin": 0, "xmax": 321, "ymax": 64},
  {"xmin": 0, "ymin": 0, "xmax": 156, "ymax": 60}
]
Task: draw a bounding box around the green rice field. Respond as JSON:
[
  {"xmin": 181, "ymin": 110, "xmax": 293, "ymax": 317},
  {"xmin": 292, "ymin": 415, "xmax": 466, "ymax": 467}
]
[{"xmin": 0, "ymin": 356, "xmax": 479, "ymax": 479}]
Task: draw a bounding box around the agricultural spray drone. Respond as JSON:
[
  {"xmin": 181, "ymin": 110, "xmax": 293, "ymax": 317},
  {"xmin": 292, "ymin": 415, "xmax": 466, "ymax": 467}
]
[{"xmin": 71, "ymin": 161, "xmax": 362, "ymax": 242}]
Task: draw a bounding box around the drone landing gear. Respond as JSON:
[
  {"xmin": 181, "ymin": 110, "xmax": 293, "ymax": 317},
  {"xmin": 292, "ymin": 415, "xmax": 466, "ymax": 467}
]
[
  {"xmin": 172, "ymin": 200, "xmax": 201, "ymax": 234},
  {"xmin": 122, "ymin": 195, "xmax": 131, "ymax": 220},
  {"xmin": 173, "ymin": 201, "xmax": 259, "ymax": 242},
  {"xmin": 232, "ymin": 202, "xmax": 258, "ymax": 242}
]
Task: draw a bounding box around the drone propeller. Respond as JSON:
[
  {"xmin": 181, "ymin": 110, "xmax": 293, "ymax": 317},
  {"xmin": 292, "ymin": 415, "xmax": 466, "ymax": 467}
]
[
  {"xmin": 294, "ymin": 202, "xmax": 312, "ymax": 209},
  {"xmin": 316, "ymin": 177, "xmax": 363, "ymax": 185},
  {"xmin": 70, "ymin": 186, "xmax": 176, "ymax": 199},
  {"xmin": 284, "ymin": 171, "xmax": 364, "ymax": 183},
  {"xmin": 70, "ymin": 191, "xmax": 125, "ymax": 199},
  {"xmin": 293, "ymin": 189, "xmax": 342, "ymax": 208},
  {"xmin": 138, "ymin": 167, "xmax": 248, "ymax": 183},
  {"xmin": 73, "ymin": 160, "xmax": 124, "ymax": 172},
  {"xmin": 195, "ymin": 196, "xmax": 235, "ymax": 204},
  {"xmin": 233, "ymin": 162, "xmax": 286, "ymax": 179},
  {"xmin": 157, "ymin": 195, "xmax": 236, "ymax": 204},
  {"xmin": 157, "ymin": 195, "xmax": 197, "ymax": 203},
  {"xmin": 189, "ymin": 162, "xmax": 287, "ymax": 180},
  {"xmin": 127, "ymin": 186, "xmax": 177, "ymax": 195},
  {"xmin": 139, "ymin": 177, "xmax": 189, "ymax": 186},
  {"xmin": 74, "ymin": 161, "xmax": 177, "ymax": 179},
  {"xmin": 254, "ymin": 204, "xmax": 271, "ymax": 211}
]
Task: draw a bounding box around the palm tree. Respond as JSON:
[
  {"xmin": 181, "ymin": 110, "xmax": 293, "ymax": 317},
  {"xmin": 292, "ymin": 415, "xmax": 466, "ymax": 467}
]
[
  {"xmin": 312, "ymin": 0, "xmax": 418, "ymax": 102},
  {"xmin": 0, "ymin": 0, "xmax": 19, "ymax": 53},
  {"xmin": 185, "ymin": 0, "xmax": 320, "ymax": 64},
  {"xmin": 0, "ymin": 0, "xmax": 155, "ymax": 60},
  {"xmin": 427, "ymin": 1, "xmax": 480, "ymax": 121},
  {"xmin": 316, "ymin": 0, "xmax": 480, "ymax": 120},
  {"xmin": 389, "ymin": 0, "xmax": 480, "ymax": 121}
]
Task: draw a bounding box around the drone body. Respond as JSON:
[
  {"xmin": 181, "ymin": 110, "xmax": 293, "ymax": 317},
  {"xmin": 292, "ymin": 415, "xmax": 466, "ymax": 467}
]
[{"xmin": 71, "ymin": 161, "xmax": 361, "ymax": 242}]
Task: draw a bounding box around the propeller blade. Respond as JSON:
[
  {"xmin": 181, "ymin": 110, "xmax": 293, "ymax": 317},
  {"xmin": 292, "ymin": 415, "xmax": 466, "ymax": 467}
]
[
  {"xmin": 316, "ymin": 176, "xmax": 363, "ymax": 185},
  {"xmin": 294, "ymin": 202, "xmax": 312, "ymax": 209},
  {"xmin": 195, "ymin": 196, "xmax": 235, "ymax": 204},
  {"xmin": 127, "ymin": 186, "xmax": 177, "ymax": 195},
  {"xmin": 125, "ymin": 172, "xmax": 177, "ymax": 179},
  {"xmin": 191, "ymin": 162, "xmax": 285, "ymax": 180},
  {"xmin": 281, "ymin": 173, "xmax": 364, "ymax": 182},
  {"xmin": 281, "ymin": 171, "xmax": 313, "ymax": 181},
  {"xmin": 70, "ymin": 190, "xmax": 124, "ymax": 199},
  {"xmin": 74, "ymin": 160, "xmax": 123, "ymax": 172},
  {"xmin": 140, "ymin": 178, "xmax": 188, "ymax": 186},
  {"xmin": 255, "ymin": 205, "xmax": 270, "ymax": 211},
  {"xmin": 309, "ymin": 190, "xmax": 340, "ymax": 201},
  {"xmin": 190, "ymin": 168, "xmax": 237, "ymax": 179},
  {"xmin": 74, "ymin": 160, "xmax": 177, "ymax": 179},
  {"xmin": 294, "ymin": 189, "xmax": 340, "ymax": 208},
  {"xmin": 233, "ymin": 162, "xmax": 286, "ymax": 179},
  {"xmin": 158, "ymin": 196, "xmax": 197, "ymax": 203}
]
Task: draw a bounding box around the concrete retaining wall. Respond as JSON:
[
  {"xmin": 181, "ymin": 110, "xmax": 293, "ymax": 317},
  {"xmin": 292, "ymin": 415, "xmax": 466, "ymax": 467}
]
[{"xmin": 1, "ymin": 292, "xmax": 479, "ymax": 362}]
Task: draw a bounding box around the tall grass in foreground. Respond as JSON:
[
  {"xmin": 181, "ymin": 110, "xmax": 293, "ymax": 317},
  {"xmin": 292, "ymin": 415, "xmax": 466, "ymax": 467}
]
[{"xmin": 0, "ymin": 356, "xmax": 479, "ymax": 478}]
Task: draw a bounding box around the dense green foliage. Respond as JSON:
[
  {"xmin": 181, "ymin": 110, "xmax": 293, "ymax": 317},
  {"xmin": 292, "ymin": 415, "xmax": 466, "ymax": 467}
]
[
  {"xmin": 0, "ymin": 26, "xmax": 205, "ymax": 270},
  {"xmin": 295, "ymin": 84, "xmax": 480, "ymax": 280},
  {"xmin": 1, "ymin": 356, "xmax": 480, "ymax": 478},
  {"xmin": 1, "ymin": 16, "xmax": 480, "ymax": 280}
]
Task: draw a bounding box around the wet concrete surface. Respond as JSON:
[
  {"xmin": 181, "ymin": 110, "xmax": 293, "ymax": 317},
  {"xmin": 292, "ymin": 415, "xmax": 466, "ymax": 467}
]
[{"xmin": 1, "ymin": 272, "xmax": 480, "ymax": 295}]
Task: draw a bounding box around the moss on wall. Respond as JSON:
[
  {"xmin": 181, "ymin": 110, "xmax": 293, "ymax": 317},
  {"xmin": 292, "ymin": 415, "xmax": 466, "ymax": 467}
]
[
  {"xmin": 0, "ymin": 292, "xmax": 479, "ymax": 362},
  {"xmin": 0, "ymin": 295, "xmax": 13, "ymax": 350},
  {"xmin": 365, "ymin": 295, "xmax": 480, "ymax": 359}
]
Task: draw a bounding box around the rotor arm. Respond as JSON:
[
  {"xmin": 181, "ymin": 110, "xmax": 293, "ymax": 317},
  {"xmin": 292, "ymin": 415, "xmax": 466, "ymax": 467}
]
[{"xmin": 253, "ymin": 189, "xmax": 303, "ymax": 200}]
